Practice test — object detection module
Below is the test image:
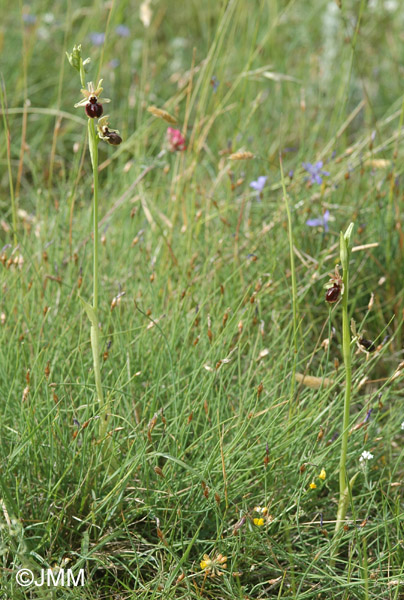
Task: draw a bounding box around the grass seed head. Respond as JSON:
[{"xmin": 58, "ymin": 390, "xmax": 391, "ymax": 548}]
[
  {"xmin": 229, "ymin": 151, "xmax": 254, "ymax": 160},
  {"xmin": 147, "ymin": 105, "xmax": 177, "ymax": 124}
]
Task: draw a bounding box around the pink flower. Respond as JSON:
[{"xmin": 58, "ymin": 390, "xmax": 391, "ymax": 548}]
[{"xmin": 167, "ymin": 127, "xmax": 186, "ymax": 152}]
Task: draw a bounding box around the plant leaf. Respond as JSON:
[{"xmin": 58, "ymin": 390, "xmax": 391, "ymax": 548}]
[{"xmin": 79, "ymin": 296, "xmax": 98, "ymax": 327}]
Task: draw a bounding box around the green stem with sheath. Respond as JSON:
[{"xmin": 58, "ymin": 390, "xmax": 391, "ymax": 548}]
[
  {"xmin": 334, "ymin": 224, "xmax": 358, "ymax": 551},
  {"xmin": 87, "ymin": 117, "xmax": 109, "ymax": 440}
]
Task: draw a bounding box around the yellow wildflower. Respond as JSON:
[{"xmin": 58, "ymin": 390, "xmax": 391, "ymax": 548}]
[
  {"xmin": 253, "ymin": 518, "xmax": 265, "ymax": 526},
  {"xmin": 200, "ymin": 553, "xmax": 227, "ymax": 577},
  {"xmin": 309, "ymin": 482, "xmax": 317, "ymax": 489},
  {"xmin": 200, "ymin": 554, "xmax": 212, "ymax": 570},
  {"xmin": 319, "ymin": 468, "xmax": 326, "ymax": 480}
]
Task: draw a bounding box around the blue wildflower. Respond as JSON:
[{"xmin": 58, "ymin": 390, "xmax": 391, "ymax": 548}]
[
  {"xmin": 306, "ymin": 209, "xmax": 330, "ymax": 232},
  {"xmin": 23, "ymin": 13, "xmax": 37, "ymax": 24},
  {"xmin": 363, "ymin": 408, "xmax": 373, "ymax": 424},
  {"xmin": 250, "ymin": 176, "xmax": 267, "ymax": 193},
  {"xmin": 89, "ymin": 32, "xmax": 105, "ymax": 46},
  {"xmin": 116, "ymin": 24, "xmax": 130, "ymax": 37},
  {"xmin": 302, "ymin": 161, "xmax": 330, "ymax": 185}
]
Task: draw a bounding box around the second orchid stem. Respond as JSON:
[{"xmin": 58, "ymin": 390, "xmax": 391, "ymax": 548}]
[
  {"xmin": 335, "ymin": 240, "xmax": 351, "ymax": 532},
  {"xmin": 335, "ymin": 224, "xmax": 356, "ymax": 541}
]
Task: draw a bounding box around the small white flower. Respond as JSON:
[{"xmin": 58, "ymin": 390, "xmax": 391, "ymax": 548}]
[
  {"xmin": 359, "ymin": 450, "xmax": 373, "ymax": 462},
  {"xmin": 401, "ymin": 421, "xmax": 404, "ymax": 431},
  {"xmin": 43, "ymin": 12, "xmax": 55, "ymax": 24}
]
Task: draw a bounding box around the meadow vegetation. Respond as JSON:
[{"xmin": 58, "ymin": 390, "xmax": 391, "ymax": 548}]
[{"xmin": 1, "ymin": 0, "xmax": 404, "ymax": 598}]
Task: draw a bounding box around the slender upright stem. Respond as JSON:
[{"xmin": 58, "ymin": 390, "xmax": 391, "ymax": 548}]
[
  {"xmin": 79, "ymin": 59, "xmax": 86, "ymax": 88},
  {"xmin": 335, "ymin": 255, "xmax": 351, "ymax": 533},
  {"xmin": 89, "ymin": 119, "xmax": 99, "ymax": 311},
  {"xmin": 334, "ymin": 224, "xmax": 355, "ymax": 543},
  {"xmin": 87, "ymin": 118, "xmax": 107, "ymax": 437}
]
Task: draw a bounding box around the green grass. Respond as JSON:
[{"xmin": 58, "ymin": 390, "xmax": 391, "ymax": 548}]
[{"xmin": 1, "ymin": 0, "xmax": 404, "ymax": 598}]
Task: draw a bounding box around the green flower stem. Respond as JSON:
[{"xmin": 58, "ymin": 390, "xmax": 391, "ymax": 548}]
[
  {"xmin": 88, "ymin": 119, "xmax": 99, "ymax": 311},
  {"xmin": 335, "ymin": 224, "xmax": 355, "ymax": 536},
  {"xmin": 335, "ymin": 252, "xmax": 351, "ymax": 532},
  {"xmin": 79, "ymin": 58, "xmax": 86, "ymax": 88},
  {"xmin": 87, "ymin": 118, "xmax": 108, "ymax": 439}
]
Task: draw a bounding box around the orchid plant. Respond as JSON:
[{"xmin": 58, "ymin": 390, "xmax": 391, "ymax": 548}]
[
  {"xmin": 328, "ymin": 223, "xmax": 362, "ymax": 567},
  {"xmin": 335, "ymin": 223, "xmax": 358, "ymax": 537},
  {"xmin": 67, "ymin": 45, "xmax": 122, "ymax": 443}
]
